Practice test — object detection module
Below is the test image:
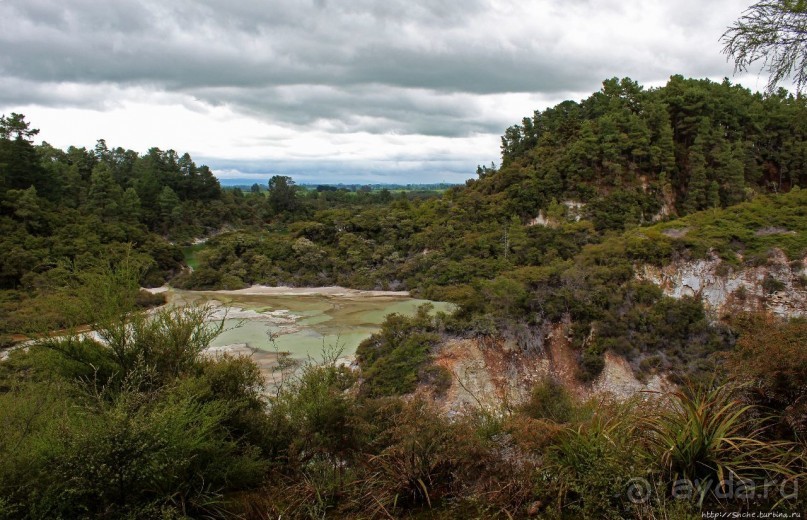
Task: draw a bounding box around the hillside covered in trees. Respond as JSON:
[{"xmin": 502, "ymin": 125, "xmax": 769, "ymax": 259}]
[
  {"xmin": 0, "ymin": 75, "xmax": 806, "ymax": 518},
  {"xmin": 163, "ymin": 77, "xmax": 807, "ymax": 383},
  {"xmin": 175, "ymin": 76, "xmax": 807, "ymax": 289}
]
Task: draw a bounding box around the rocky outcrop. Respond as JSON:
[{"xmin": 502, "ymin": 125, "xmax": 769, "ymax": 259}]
[
  {"xmin": 427, "ymin": 335, "xmax": 552, "ymax": 415},
  {"xmin": 636, "ymin": 249, "xmax": 807, "ymax": 318},
  {"xmin": 421, "ymin": 249, "xmax": 805, "ymax": 414},
  {"xmin": 527, "ymin": 200, "xmax": 586, "ymax": 228},
  {"xmin": 426, "ymin": 323, "xmax": 668, "ymax": 415},
  {"xmin": 527, "ymin": 210, "xmax": 553, "ymax": 228},
  {"xmin": 562, "ymin": 200, "xmax": 585, "ymax": 221}
]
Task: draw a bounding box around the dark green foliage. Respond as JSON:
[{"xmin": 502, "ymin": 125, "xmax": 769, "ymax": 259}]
[
  {"xmin": 498, "ymin": 76, "xmax": 807, "ymax": 218},
  {"xmin": 267, "ymin": 175, "xmax": 300, "ymax": 215},
  {"xmin": 0, "ymin": 116, "xmax": 235, "ymax": 332},
  {"xmin": 7, "ymin": 95, "xmax": 791, "ymax": 385},
  {"xmin": 0, "ymin": 266, "xmax": 268, "ymax": 519},
  {"xmin": 0, "ymin": 362, "xmax": 268, "ymax": 519},
  {"xmin": 641, "ymin": 384, "xmax": 800, "ymax": 507},
  {"xmin": 134, "ymin": 288, "xmax": 167, "ymax": 308},
  {"xmin": 264, "ymin": 356, "xmax": 360, "ymax": 474},
  {"xmin": 356, "ymin": 305, "xmax": 441, "ymax": 397},
  {"xmin": 587, "ymin": 189, "xmax": 661, "ymax": 231},
  {"xmin": 171, "ymin": 77, "xmax": 806, "ymax": 296},
  {"xmin": 579, "ymin": 347, "xmax": 607, "ymax": 381},
  {"xmin": 590, "ymin": 291, "xmax": 732, "ymax": 383},
  {"xmin": 543, "ymin": 404, "xmax": 645, "ymax": 519},
  {"xmin": 0, "ymin": 265, "xmax": 803, "ymax": 518}
]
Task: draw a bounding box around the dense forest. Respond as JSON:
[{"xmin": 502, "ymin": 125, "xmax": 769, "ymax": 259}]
[
  {"xmin": 0, "ymin": 76, "xmax": 806, "ymax": 518},
  {"xmin": 177, "ymin": 77, "xmax": 807, "ymax": 292}
]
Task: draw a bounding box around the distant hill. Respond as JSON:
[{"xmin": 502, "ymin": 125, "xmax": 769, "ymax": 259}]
[{"xmin": 220, "ymin": 181, "xmax": 459, "ymax": 191}]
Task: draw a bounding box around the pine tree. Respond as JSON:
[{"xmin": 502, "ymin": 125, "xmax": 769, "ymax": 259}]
[
  {"xmin": 708, "ymin": 180, "xmax": 721, "ymax": 208},
  {"xmin": 716, "ymin": 142, "xmax": 747, "ymax": 205},
  {"xmin": 120, "ymin": 187, "xmax": 142, "ymax": 224},
  {"xmin": 88, "ymin": 163, "xmax": 123, "ymax": 219},
  {"xmin": 684, "ymin": 147, "xmax": 709, "ymax": 213},
  {"xmin": 158, "ymin": 186, "xmax": 180, "ymax": 227}
]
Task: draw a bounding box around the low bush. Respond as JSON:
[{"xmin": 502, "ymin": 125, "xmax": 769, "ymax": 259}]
[
  {"xmin": 356, "ymin": 304, "xmax": 441, "ymax": 397},
  {"xmin": 521, "ymin": 378, "xmax": 576, "ymax": 423},
  {"xmin": 134, "ymin": 288, "xmax": 166, "ymax": 308},
  {"xmin": 725, "ymin": 313, "xmax": 807, "ymax": 439},
  {"xmin": 762, "ymin": 274, "xmax": 786, "ymax": 294},
  {"xmin": 541, "ymin": 400, "xmax": 645, "ymax": 519}
]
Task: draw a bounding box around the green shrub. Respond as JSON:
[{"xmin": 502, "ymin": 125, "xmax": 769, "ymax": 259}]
[
  {"xmin": 47, "ymin": 392, "xmax": 265, "ymax": 518},
  {"xmin": 418, "ymin": 364, "xmax": 453, "ymax": 396},
  {"xmin": 0, "ymin": 371, "xmax": 269, "ymax": 519},
  {"xmin": 356, "ymin": 305, "xmax": 441, "ymax": 397},
  {"xmin": 580, "ymin": 345, "xmax": 606, "ymax": 381},
  {"xmin": 638, "ymin": 354, "xmax": 664, "ymax": 375},
  {"xmin": 542, "ymin": 401, "xmax": 645, "ymax": 519},
  {"xmin": 648, "ymin": 190, "xmax": 807, "ymax": 263},
  {"xmin": 134, "ymin": 288, "xmax": 166, "ymax": 308},
  {"xmin": 521, "ymin": 378, "xmax": 576, "ymax": 423},
  {"xmin": 590, "ymin": 293, "xmax": 731, "ymax": 383},
  {"xmin": 641, "ymin": 385, "xmax": 800, "ymax": 508},
  {"xmin": 219, "ymin": 273, "xmax": 247, "ymax": 290},
  {"xmin": 357, "ymin": 399, "xmax": 458, "ymax": 512},
  {"xmin": 762, "ymin": 274, "xmax": 786, "ymax": 294},
  {"xmin": 268, "ymin": 357, "xmax": 360, "ymax": 470}
]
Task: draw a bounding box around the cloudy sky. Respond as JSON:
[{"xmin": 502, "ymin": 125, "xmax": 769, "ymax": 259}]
[{"xmin": 0, "ymin": 0, "xmax": 768, "ymax": 184}]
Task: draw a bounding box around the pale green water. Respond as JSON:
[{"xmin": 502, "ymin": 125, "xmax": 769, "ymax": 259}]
[{"xmin": 173, "ymin": 291, "xmax": 452, "ymax": 361}]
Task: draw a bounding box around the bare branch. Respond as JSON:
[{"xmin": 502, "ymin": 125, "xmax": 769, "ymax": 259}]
[{"xmin": 721, "ymin": 0, "xmax": 807, "ymax": 93}]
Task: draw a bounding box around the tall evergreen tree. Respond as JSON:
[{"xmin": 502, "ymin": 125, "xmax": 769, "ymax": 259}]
[
  {"xmin": 88, "ymin": 163, "xmax": 123, "ymax": 219},
  {"xmin": 684, "ymin": 147, "xmax": 709, "ymax": 213},
  {"xmin": 268, "ymin": 175, "xmax": 300, "ymax": 215}
]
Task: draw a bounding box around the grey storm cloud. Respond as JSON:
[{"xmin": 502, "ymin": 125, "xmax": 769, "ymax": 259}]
[
  {"xmin": 190, "ymin": 84, "xmax": 513, "ymax": 136},
  {"xmin": 0, "ymin": 0, "xmax": 751, "ymax": 138}
]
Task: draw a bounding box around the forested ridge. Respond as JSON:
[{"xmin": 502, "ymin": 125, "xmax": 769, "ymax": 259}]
[
  {"xmin": 144, "ymin": 77, "xmax": 807, "ymax": 384},
  {"xmin": 176, "ymin": 77, "xmax": 807, "ymax": 294},
  {"xmin": 0, "ymin": 76, "xmax": 806, "ymax": 518}
]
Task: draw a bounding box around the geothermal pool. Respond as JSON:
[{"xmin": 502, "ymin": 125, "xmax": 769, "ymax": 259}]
[{"xmin": 168, "ymin": 286, "xmax": 452, "ymax": 362}]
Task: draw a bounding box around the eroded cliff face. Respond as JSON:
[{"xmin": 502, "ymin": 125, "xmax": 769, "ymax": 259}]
[
  {"xmin": 636, "ymin": 249, "xmax": 807, "ymax": 318},
  {"xmin": 424, "ymin": 324, "xmax": 668, "ymax": 415},
  {"xmin": 420, "ymin": 249, "xmax": 805, "ymax": 413}
]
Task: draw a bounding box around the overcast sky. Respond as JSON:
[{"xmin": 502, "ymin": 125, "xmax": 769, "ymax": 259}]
[{"xmin": 0, "ymin": 0, "xmax": 769, "ymax": 184}]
